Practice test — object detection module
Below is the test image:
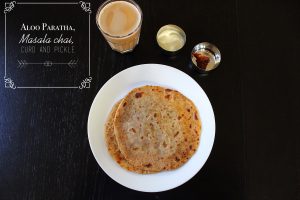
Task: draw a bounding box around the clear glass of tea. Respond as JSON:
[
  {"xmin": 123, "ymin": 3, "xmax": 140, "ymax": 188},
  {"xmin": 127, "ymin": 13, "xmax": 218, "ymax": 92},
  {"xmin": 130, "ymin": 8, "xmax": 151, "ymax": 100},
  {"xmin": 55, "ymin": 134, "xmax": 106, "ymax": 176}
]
[{"xmin": 96, "ymin": 0, "xmax": 143, "ymax": 53}]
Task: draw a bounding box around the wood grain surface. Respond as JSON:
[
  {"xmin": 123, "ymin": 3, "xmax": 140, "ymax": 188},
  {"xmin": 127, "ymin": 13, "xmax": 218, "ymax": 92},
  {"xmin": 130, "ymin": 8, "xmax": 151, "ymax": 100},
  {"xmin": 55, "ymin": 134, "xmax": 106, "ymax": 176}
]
[{"xmin": 0, "ymin": 0, "xmax": 299, "ymax": 199}]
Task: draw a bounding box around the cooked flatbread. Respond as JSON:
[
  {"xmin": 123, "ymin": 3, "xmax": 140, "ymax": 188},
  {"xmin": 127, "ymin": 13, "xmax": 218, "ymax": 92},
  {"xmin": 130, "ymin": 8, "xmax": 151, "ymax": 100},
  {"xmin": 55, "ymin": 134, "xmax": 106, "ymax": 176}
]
[
  {"xmin": 114, "ymin": 86, "xmax": 201, "ymax": 172},
  {"xmin": 104, "ymin": 100, "xmax": 152, "ymax": 174}
]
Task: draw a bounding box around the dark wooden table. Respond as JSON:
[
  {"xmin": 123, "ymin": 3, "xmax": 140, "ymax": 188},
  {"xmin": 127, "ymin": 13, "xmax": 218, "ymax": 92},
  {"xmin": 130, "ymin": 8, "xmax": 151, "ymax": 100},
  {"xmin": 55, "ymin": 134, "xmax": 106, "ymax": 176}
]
[{"xmin": 0, "ymin": 0, "xmax": 299, "ymax": 199}]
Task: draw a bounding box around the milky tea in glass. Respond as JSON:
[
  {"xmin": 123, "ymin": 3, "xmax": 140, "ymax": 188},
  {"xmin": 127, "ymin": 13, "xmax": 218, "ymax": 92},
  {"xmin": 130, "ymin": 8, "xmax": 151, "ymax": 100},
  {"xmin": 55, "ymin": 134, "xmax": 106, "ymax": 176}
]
[{"xmin": 96, "ymin": 0, "xmax": 142, "ymax": 53}]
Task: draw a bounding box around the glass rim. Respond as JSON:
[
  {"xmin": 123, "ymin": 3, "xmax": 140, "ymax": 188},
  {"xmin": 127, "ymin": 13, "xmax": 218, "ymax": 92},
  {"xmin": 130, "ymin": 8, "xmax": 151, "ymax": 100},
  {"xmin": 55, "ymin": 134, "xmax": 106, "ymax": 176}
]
[{"xmin": 96, "ymin": 0, "xmax": 143, "ymax": 39}]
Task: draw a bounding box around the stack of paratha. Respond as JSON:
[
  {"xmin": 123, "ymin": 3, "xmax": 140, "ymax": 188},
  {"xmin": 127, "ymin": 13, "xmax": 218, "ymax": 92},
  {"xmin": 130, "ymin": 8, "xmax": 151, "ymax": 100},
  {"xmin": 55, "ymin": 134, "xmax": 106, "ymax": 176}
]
[{"xmin": 105, "ymin": 86, "xmax": 201, "ymax": 174}]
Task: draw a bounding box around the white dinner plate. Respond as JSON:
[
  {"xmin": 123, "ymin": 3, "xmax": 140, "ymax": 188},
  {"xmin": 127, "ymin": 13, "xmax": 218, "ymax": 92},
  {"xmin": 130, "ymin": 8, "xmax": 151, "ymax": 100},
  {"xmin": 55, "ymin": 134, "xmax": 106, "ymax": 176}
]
[{"xmin": 87, "ymin": 64, "xmax": 215, "ymax": 192}]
